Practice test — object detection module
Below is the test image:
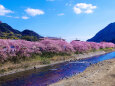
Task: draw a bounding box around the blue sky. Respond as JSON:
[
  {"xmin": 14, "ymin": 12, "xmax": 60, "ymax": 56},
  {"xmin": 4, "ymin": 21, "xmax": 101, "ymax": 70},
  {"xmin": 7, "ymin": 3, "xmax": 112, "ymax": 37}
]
[{"xmin": 0, "ymin": 0, "xmax": 115, "ymax": 41}]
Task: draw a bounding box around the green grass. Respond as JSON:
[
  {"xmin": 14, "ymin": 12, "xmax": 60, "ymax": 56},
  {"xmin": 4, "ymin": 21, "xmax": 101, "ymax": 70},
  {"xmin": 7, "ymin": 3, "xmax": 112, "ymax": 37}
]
[
  {"xmin": 31, "ymin": 55, "xmax": 50, "ymax": 64},
  {"xmin": 2, "ymin": 48, "xmax": 114, "ymax": 64},
  {"xmin": 0, "ymin": 48, "xmax": 114, "ymax": 74},
  {"xmin": 100, "ymin": 47, "xmax": 113, "ymax": 51}
]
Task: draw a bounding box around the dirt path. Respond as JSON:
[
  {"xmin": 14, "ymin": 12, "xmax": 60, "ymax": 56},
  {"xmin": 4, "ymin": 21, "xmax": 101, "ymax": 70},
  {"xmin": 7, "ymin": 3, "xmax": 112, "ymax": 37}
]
[{"xmin": 50, "ymin": 58, "xmax": 115, "ymax": 86}]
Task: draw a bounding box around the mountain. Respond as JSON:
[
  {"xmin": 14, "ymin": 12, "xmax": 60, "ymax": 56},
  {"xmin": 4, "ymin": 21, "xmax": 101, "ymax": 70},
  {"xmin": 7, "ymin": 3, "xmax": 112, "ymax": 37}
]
[
  {"xmin": 21, "ymin": 30, "xmax": 43, "ymax": 41},
  {"xmin": 87, "ymin": 22, "xmax": 115, "ymax": 43},
  {"xmin": 0, "ymin": 23, "xmax": 21, "ymax": 39},
  {"xmin": 0, "ymin": 22, "xmax": 43, "ymax": 41},
  {"xmin": 0, "ymin": 23, "xmax": 20, "ymax": 34},
  {"xmin": 22, "ymin": 30, "xmax": 43, "ymax": 39}
]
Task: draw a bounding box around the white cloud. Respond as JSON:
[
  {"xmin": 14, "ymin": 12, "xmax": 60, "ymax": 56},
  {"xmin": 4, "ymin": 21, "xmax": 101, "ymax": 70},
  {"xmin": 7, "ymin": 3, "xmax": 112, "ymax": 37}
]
[
  {"xmin": 85, "ymin": 9, "xmax": 93, "ymax": 14},
  {"xmin": 73, "ymin": 7, "xmax": 82, "ymax": 14},
  {"xmin": 73, "ymin": 3, "xmax": 97, "ymax": 14},
  {"xmin": 25, "ymin": 8, "xmax": 44, "ymax": 16},
  {"xmin": 6, "ymin": 16, "xmax": 20, "ymax": 19},
  {"xmin": 65, "ymin": 3, "xmax": 72, "ymax": 6},
  {"xmin": 57, "ymin": 13, "xmax": 64, "ymax": 16},
  {"xmin": 22, "ymin": 16, "xmax": 29, "ymax": 19},
  {"xmin": 0, "ymin": 4, "xmax": 13, "ymax": 16},
  {"xmin": 46, "ymin": 0, "xmax": 55, "ymax": 1}
]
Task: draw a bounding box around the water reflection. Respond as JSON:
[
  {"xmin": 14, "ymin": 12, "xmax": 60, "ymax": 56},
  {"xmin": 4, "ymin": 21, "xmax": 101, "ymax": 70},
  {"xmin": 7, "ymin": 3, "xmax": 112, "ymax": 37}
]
[{"xmin": 0, "ymin": 52, "xmax": 115, "ymax": 86}]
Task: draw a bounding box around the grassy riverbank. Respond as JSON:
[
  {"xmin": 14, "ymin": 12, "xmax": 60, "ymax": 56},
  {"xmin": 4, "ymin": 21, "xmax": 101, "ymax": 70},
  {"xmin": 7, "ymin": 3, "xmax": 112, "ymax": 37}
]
[{"xmin": 0, "ymin": 48, "xmax": 114, "ymax": 77}]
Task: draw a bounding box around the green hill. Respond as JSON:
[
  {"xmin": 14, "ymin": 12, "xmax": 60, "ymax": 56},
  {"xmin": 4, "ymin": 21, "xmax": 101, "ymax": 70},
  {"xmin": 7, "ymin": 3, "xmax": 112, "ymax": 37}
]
[{"xmin": 0, "ymin": 22, "xmax": 43, "ymax": 41}]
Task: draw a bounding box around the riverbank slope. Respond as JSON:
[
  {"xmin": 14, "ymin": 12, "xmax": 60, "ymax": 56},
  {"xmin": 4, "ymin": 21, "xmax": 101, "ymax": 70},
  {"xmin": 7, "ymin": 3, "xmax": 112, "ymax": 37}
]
[
  {"xmin": 50, "ymin": 58, "xmax": 115, "ymax": 86},
  {"xmin": 0, "ymin": 49, "xmax": 114, "ymax": 77}
]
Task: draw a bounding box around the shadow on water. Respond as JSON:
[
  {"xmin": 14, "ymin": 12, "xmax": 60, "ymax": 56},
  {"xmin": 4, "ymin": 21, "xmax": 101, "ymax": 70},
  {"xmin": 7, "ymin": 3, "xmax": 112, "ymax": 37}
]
[{"xmin": 0, "ymin": 52, "xmax": 115, "ymax": 86}]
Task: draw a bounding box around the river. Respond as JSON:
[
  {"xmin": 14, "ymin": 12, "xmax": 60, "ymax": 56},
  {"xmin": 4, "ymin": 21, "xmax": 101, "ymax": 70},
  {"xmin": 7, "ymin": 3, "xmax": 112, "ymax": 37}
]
[{"xmin": 0, "ymin": 52, "xmax": 115, "ymax": 86}]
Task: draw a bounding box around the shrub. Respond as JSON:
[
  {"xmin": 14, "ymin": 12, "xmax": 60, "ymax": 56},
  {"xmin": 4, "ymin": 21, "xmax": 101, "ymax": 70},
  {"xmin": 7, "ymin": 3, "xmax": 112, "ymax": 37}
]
[{"xmin": 0, "ymin": 39, "xmax": 114, "ymax": 62}]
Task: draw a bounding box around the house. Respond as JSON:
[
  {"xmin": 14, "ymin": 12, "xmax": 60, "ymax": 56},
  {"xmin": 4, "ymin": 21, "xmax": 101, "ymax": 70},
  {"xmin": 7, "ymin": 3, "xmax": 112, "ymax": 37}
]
[
  {"xmin": 39, "ymin": 37, "xmax": 65, "ymax": 41},
  {"xmin": 74, "ymin": 39, "xmax": 80, "ymax": 41}
]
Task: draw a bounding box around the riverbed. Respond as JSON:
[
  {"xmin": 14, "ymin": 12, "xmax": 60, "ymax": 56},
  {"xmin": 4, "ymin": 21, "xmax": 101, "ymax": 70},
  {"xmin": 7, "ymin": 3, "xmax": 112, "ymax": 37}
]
[
  {"xmin": 0, "ymin": 50, "xmax": 106, "ymax": 77},
  {"xmin": 0, "ymin": 51, "xmax": 115, "ymax": 86},
  {"xmin": 51, "ymin": 58, "xmax": 115, "ymax": 86}
]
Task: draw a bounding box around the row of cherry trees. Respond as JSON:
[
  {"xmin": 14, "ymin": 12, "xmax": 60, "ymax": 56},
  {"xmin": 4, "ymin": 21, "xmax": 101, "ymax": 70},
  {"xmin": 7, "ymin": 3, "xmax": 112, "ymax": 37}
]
[{"xmin": 0, "ymin": 39, "xmax": 114, "ymax": 62}]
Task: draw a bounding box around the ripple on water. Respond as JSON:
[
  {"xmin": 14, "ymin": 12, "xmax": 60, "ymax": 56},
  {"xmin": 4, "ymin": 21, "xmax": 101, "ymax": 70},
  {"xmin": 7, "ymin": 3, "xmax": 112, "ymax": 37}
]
[{"xmin": 0, "ymin": 52, "xmax": 115, "ymax": 86}]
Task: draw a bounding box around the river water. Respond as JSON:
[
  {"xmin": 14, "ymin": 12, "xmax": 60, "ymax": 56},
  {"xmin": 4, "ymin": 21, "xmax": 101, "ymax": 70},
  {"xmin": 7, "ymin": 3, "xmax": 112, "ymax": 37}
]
[{"xmin": 0, "ymin": 52, "xmax": 115, "ymax": 86}]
